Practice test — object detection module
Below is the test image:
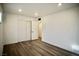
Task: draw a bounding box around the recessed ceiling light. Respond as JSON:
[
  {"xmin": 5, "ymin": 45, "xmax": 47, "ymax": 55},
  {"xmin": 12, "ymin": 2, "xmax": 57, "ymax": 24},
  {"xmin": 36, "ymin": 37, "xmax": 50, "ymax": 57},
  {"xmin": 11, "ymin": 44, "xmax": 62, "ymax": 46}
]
[
  {"xmin": 18, "ymin": 9, "xmax": 22, "ymax": 12},
  {"xmin": 34, "ymin": 12, "xmax": 38, "ymax": 17},
  {"xmin": 58, "ymin": 3, "xmax": 62, "ymax": 6}
]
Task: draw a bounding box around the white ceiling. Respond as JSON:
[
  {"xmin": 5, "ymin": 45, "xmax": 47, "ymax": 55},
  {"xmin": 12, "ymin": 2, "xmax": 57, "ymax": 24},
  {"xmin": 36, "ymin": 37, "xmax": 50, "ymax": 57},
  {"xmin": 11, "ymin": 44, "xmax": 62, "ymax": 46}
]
[{"xmin": 3, "ymin": 3, "xmax": 78, "ymax": 17}]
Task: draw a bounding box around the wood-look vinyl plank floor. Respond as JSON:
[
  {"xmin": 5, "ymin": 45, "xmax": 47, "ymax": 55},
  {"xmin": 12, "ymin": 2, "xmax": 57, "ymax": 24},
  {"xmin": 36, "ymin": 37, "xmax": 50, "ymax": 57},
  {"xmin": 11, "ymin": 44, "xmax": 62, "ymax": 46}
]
[{"xmin": 3, "ymin": 40, "xmax": 79, "ymax": 56}]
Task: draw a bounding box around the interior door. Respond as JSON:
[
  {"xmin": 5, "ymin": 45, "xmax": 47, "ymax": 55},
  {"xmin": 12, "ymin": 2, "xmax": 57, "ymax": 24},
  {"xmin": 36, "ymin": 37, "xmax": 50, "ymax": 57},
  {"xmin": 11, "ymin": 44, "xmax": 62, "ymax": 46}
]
[{"xmin": 18, "ymin": 20, "xmax": 31, "ymax": 42}]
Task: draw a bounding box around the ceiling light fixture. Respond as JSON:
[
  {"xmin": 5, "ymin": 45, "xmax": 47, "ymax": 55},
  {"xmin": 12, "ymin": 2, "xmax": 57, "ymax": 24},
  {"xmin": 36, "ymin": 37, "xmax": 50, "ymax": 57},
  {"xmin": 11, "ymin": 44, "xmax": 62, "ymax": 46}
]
[
  {"xmin": 18, "ymin": 9, "xmax": 22, "ymax": 12},
  {"xmin": 58, "ymin": 3, "xmax": 62, "ymax": 6},
  {"xmin": 34, "ymin": 12, "xmax": 38, "ymax": 17}
]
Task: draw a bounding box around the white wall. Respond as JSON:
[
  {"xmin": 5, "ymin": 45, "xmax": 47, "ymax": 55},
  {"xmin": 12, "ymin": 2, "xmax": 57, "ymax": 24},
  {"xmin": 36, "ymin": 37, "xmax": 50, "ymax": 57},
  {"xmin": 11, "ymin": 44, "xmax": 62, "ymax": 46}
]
[
  {"xmin": 42, "ymin": 6, "xmax": 79, "ymax": 54},
  {"xmin": 3, "ymin": 13, "xmax": 38, "ymax": 45}
]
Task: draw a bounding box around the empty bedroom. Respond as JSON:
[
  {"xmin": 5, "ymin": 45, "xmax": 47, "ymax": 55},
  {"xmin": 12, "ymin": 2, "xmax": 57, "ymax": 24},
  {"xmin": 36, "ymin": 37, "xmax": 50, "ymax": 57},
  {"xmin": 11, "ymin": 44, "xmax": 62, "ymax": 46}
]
[{"xmin": 0, "ymin": 3, "xmax": 79, "ymax": 56}]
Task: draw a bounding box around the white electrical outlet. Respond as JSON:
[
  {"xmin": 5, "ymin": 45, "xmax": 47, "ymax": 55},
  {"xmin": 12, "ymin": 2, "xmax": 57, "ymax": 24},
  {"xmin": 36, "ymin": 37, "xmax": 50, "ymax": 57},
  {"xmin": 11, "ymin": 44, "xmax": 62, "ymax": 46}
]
[{"xmin": 72, "ymin": 45, "xmax": 79, "ymax": 51}]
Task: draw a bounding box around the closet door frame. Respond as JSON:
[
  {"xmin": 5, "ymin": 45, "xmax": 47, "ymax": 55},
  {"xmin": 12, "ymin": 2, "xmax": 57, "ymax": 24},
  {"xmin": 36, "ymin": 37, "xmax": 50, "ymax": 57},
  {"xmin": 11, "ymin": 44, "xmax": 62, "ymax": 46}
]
[{"xmin": 17, "ymin": 20, "xmax": 32, "ymax": 42}]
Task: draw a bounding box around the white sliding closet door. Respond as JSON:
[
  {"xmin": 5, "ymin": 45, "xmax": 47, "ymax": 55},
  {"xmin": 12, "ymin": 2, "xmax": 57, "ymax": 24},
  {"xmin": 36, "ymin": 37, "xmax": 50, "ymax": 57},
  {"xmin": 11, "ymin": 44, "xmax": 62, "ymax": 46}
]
[{"xmin": 18, "ymin": 20, "xmax": 31, "ymax": 42}]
